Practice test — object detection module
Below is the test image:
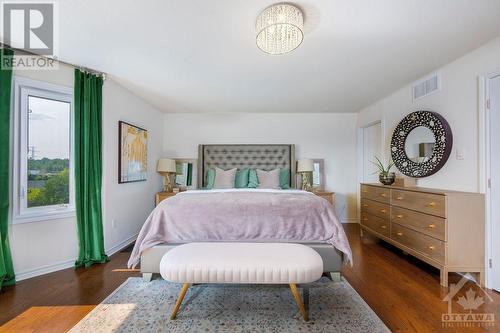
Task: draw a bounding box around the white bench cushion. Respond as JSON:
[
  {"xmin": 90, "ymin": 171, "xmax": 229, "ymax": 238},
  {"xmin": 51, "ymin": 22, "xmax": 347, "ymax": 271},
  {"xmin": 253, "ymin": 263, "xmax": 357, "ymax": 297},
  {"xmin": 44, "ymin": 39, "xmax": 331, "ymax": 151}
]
[{"xmin": 159, "ymin": 243, "xmax": 323, "ymax": 284}]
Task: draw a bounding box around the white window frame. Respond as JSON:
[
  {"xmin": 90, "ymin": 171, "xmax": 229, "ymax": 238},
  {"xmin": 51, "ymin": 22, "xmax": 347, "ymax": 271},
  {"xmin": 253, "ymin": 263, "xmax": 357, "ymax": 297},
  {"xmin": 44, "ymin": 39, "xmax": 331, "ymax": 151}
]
[{"xmin": 12, "ymin": 76, "xmax": 75, "ymax": 224}]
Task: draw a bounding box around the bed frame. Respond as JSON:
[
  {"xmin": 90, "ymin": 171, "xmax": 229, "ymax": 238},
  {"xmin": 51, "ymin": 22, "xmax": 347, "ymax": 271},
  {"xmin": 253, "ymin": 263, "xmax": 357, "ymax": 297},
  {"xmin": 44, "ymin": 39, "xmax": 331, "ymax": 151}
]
[{"xmin": 141, "ymin": 144, "xmax": 343, "ymax": 282}]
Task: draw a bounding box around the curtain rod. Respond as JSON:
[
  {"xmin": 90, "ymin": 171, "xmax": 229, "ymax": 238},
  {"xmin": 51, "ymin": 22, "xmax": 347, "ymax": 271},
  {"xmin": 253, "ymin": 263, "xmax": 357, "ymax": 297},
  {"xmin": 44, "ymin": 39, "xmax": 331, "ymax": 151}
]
[{"xmin": 1, "ymin": 43, "xmax": 106, "ymax": 80}]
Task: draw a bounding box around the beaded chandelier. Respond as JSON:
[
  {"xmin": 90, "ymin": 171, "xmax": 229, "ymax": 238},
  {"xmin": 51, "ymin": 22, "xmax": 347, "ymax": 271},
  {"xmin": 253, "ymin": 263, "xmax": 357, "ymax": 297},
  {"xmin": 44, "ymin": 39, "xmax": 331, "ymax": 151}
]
[{"xmin": 256, "ymin": 4, "xmax": 304, "ymax": 55}]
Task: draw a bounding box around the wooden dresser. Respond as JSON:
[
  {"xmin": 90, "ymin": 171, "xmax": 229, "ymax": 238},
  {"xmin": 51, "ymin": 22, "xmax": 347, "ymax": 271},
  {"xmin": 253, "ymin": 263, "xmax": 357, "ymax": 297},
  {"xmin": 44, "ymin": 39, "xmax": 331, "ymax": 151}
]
[{"xmin": 360, "ymin": 183, "xmax": 484, "ymax": 286}]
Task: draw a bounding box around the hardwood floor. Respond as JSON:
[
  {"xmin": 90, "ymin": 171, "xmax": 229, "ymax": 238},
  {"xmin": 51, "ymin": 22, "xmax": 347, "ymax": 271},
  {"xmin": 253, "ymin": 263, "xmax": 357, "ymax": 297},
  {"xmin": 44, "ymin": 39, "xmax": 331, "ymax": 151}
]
[
  {"xmin": 344, "ymin": 225, "xmax": 499, "ymax": 332},
  {"xmin": 0, "ymin": 224, "xmax": 498, "ymax": 332},
  {"xmin": 0, "ymin": 249, "xmax": 141, "ymax": 333}
]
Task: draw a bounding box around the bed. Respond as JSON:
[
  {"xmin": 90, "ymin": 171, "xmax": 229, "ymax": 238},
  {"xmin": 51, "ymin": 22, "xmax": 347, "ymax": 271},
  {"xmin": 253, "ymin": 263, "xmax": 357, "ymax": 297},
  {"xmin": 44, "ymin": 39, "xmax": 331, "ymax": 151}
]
[{"xmin": 129, "ymin": 144, "xmax": 351, "ymax": 281}]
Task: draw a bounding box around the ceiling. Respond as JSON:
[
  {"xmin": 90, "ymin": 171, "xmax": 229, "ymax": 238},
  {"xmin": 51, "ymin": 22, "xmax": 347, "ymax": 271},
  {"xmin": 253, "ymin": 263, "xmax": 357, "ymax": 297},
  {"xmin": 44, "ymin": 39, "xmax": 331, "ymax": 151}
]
[{"xmin": 55, "ymin": 1, "xmax": 500, "ymax": 112}]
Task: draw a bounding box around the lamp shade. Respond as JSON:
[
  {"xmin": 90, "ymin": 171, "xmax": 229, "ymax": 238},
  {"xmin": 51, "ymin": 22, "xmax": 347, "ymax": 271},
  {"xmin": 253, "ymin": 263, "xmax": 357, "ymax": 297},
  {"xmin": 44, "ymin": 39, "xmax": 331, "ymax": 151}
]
[
  {"xmin": 297, "ymin": 159, "xmax": 314, "ymax": 172},
  {"xmin": 157, "ymin": 158, "xmax": 176, "ymax": 173}
]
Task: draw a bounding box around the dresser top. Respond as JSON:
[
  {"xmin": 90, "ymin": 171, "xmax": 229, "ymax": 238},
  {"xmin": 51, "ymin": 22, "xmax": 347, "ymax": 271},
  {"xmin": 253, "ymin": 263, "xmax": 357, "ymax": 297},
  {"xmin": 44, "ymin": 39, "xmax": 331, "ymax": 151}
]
[{"xmin": 361, "ymin": 183, "xmax": 482, "ymax": 196}]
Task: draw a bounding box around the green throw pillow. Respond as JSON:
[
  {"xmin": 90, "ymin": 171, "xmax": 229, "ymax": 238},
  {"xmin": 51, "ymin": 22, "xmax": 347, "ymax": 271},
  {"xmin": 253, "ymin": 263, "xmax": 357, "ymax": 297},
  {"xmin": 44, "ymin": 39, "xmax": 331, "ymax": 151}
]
[
  {"xmin": 248, "ymin": 169, "xmax": 259, "ymax": 188},
  {"xmin": 280, "ymin": 168, "xmax": 290, "ymax": 189},
  {"xmin": 205, "ymin": 168, "xmax": 215, "ymax": 189},
  {"xmin": 235, "ymin": 168, "xmax": 250, "ymax": 188}
]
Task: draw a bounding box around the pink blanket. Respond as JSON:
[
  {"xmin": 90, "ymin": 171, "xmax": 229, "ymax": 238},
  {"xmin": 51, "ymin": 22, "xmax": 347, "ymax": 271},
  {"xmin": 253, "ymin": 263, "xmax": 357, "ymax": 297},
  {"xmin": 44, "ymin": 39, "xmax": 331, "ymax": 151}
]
[{"xmin": 128, "ymin": 189, "xmax": 352, "ymax": 268}]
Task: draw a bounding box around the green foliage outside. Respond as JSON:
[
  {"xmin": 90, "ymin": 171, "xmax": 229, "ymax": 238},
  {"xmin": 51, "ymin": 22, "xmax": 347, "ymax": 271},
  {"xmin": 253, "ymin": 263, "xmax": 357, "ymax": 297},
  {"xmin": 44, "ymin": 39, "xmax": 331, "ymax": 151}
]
[
  {"xmin": 28, "ymin": 168, "xmax": 69, "ymax": 207},
  {"xmin": 28, "ymin": 158, "xmax": 68, "ymax": 176}
]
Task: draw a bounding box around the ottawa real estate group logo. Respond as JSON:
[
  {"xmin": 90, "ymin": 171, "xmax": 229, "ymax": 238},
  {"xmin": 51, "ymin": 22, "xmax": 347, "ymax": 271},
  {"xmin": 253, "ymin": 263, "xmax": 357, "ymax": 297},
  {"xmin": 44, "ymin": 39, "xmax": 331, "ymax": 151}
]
[
  {"xmin": 1, "ymin": 1, "xmax": 59, "ymax": 70},
  {"xmin": 442, "ymin": 274, "xmax": 495, "ymax": 328}
]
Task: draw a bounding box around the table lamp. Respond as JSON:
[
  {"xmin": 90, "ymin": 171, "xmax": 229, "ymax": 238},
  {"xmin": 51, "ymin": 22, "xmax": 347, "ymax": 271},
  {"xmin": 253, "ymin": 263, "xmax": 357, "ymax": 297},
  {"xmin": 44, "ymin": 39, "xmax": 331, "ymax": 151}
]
[
  {"xmin": 157, "ymin": 158, "xmax": 176, "ymax": 192},
  {"xmin": 297, "ymin": 159, "xmax": 314, "ymax": 191}
]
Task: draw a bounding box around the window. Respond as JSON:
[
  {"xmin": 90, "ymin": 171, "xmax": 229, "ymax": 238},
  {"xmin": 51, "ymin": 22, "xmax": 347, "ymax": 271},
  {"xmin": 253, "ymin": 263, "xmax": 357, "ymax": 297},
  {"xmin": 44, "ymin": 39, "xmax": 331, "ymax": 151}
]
[{"xmin": 12, "ymin": 77, "xmax": 74, "ymax": 223}]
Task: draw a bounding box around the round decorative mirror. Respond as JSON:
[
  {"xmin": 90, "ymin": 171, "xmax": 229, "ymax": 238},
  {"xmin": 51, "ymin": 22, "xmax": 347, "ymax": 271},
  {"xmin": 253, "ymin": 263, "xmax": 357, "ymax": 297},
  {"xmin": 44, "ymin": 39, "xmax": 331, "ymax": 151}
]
[
  {"xmin": 391, "ymin": 111, "xmax": 452, "ymax": 178},
  {"xmin": 404, "ymin": 126, "xmax": 435, "ymax": 164}
]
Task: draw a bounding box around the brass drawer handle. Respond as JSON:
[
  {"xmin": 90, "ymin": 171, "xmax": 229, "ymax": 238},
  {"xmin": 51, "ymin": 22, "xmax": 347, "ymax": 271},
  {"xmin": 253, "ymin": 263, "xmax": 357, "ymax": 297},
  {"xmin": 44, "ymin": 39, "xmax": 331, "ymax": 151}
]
[
  {"xmin": 396, "ymin": 196, "xmax": 403, "ymax": 200},
  {"xmin": 363, "ymin": 204, "xmax": 368, "ymax": 207},
  {"xmin": 428, "ymin": 224, "xmax": 435, "ymax": 228},
  {"xmin": 396, "ymin": 214, "xmax": 403, "ymax": 219},
  {"xmin": 363, "ymin": 217, "xmax": 368, "ymax": 221},
  {"xmin": 380, "ymin": 225, "xmax": 387, "ymax": 229},
  {"xmin": 428, "ymin": 202, "xmax": 436, "ymax": 207},
  {"xmin": 428, "ymin": 245, "xmax": 435, "ymax": 250},
  {"xmin": 380, "ymin": 193, "xmax": 387, "ymax": 197},
  {"xmin": 396, "ymin": 232, "xmax": 403, "ymax": 236},
  {"xmin": 363, "ymin": 190, "xmax": 368, "ymax": 193},
  {"xmin": 380, "ymin": 209, "xmax": 387, "ymax": 213}
]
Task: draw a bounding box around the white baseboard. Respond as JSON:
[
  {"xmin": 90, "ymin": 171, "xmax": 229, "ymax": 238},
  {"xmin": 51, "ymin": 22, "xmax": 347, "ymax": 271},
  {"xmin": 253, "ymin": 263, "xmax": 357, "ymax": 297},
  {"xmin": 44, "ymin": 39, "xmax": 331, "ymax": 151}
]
[
  {"xmin": 342, "ymin": 218, "xmax": 360, "ymax": 224},
  {"xmin": 16, "ymin": 258, "xmax": 75, "ymax": 282},
  {"xmin": 15, "ymin": 233, "xmax": 138, "ymax": 282},
  {"xmin": 106, "ymin": 233, "xmax": 138, "ymax": 257}
]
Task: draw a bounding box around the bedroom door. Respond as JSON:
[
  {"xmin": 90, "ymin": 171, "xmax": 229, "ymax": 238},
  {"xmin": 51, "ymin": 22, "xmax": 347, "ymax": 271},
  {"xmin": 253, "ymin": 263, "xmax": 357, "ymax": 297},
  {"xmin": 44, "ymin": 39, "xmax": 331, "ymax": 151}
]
[
  {"xmin": 361, "ymin": 122, "xmax": 382, "ymax": 183},
  {"xmin": 489, "ymin": 74, "xmax": 500, "ymax": 291}
]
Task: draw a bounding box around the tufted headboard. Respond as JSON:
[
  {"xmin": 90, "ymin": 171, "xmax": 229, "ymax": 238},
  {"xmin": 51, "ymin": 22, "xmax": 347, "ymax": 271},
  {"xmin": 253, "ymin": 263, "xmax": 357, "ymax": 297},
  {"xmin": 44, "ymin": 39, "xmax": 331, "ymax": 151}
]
[{"xmin": 198, "ymin": 144, "xmax": 296, "ymax": 188}]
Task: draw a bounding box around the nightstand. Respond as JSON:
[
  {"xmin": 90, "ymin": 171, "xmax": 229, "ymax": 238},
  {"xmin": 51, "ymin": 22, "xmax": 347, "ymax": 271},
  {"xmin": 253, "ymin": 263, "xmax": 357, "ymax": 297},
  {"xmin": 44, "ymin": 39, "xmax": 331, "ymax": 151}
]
[
  {"xmin": 313, "ymin": 191, "xmax": 335, "ymax": 206},
  {"xmin": 156, "ymin": 192, "xmax": 177, "ymax": 206}
]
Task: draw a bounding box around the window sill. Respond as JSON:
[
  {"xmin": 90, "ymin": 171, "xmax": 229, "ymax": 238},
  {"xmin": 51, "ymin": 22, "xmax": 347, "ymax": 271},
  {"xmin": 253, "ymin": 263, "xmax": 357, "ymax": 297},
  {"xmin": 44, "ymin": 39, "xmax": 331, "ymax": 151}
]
[{"xmin": 12, "ymin": 209, "xmax": 76, "ymax": 225}]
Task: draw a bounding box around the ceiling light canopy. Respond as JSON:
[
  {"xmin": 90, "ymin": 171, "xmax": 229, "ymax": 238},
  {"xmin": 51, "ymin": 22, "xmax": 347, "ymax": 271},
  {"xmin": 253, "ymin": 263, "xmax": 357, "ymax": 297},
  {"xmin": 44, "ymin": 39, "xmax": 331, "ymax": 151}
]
[{"xmin": 256, "ymin": 4, "xmax": 304, "ymax": 55}]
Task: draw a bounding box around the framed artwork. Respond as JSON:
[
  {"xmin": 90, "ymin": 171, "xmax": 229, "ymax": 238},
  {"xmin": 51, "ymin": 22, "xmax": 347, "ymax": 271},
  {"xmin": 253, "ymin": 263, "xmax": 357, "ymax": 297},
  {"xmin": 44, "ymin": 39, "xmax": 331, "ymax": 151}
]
[{"xmin": 118, "ymin": 121, "xmax": 148, "ymax": 183}]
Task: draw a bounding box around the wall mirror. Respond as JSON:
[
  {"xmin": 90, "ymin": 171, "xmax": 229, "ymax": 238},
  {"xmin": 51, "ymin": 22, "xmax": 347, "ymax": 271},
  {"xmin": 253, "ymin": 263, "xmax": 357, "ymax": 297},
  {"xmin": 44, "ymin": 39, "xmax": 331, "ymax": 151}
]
[
  {"xmin": 391, "ymin": 111, "xmax": 452, "ymax": 178},
  {"xmin": 312, "ymin": 159, "xmax": 325, "ymax": 190},
  {"xmin": 175, "ymin": 159, "xmax": 197, "ymax": 190},
  {"xmin": 404, "ymin": 126, "xmax": 435, "ymax": 163}
]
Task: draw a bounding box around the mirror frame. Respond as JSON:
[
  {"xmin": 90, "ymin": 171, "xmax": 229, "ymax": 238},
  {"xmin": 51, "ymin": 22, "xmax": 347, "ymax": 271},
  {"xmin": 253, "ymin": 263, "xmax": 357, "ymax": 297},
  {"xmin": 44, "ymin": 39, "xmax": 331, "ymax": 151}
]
[{"xmin": 390, "ymin": 111, "xmax": 453, "ymax": 178}]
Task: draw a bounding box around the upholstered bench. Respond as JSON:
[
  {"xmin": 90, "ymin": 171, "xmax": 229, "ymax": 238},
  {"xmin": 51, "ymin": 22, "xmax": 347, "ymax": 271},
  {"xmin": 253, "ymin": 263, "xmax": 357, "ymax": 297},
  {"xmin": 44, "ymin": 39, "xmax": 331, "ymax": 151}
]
[{"xmin": 159, "ymin": 242, "xmax": 323, "ymax": 321}]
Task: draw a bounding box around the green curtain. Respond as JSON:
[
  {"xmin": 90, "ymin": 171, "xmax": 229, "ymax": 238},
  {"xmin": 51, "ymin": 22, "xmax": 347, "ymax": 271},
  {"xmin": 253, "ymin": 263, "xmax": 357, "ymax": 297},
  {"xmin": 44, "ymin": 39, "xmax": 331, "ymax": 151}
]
[
  {"xmin": 74, "ymin": 69, "xmax": 108, "ymax": 267},
  {"xmin": 0, "ymin": 48, "xmax": 15, "ymax": 289}
]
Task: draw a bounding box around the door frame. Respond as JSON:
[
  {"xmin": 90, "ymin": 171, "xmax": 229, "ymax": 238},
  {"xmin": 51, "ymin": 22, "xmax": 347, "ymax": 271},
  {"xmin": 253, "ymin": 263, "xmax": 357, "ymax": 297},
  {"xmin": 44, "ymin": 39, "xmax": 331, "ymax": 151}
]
[
  {"xmin": 357, "ymin": 119, "xmax": 385, "ymax": 223},
  {"xmin": 357, "ymin": 120, "xmax": 385, "ymax": 184},
  {"xmin": 479, "ymin": 71, "xmax": 500, "ymax": 289}
]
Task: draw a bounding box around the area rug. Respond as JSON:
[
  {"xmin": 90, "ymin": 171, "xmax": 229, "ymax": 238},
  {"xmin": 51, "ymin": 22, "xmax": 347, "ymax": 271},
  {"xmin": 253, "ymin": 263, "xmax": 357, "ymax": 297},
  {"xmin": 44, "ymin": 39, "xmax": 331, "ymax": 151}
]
[{"xmin": 70, "ymin": 277, "xmax": 389, "ymax": 333}]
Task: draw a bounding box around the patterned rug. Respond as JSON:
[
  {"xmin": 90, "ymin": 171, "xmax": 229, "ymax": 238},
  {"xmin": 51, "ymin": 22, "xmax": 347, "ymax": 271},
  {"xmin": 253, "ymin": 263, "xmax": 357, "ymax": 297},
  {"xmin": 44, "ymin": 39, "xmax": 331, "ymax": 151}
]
[{"xmin": 70, "ymin": 277, "xmax": 389, "ymax": 333}]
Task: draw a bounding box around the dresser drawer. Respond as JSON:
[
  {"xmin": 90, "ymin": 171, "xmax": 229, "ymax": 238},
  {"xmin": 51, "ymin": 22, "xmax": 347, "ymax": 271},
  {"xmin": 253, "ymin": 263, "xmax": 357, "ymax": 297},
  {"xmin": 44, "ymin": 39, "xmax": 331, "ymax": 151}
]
[
  {"xmin": 391, "ymin": 190, "xmax": 446, "ymax": 218},
  {"xmin": 391, "ymin": 206, "xmax": 446, "ymax": 241},
  {"xmin": 361, "ymin": 212, "xmax": 390, "ymax": 237},
  {"xmin": 361, "ymin": 199, "xmax": 390, "ymax": 220},
  {"xmin": 360, "ymin": 185, "xmax": 390, "ymax": 204},
  {"xmin": 391, "ymin": 224, "xmax": 445, "ymax": 263}
]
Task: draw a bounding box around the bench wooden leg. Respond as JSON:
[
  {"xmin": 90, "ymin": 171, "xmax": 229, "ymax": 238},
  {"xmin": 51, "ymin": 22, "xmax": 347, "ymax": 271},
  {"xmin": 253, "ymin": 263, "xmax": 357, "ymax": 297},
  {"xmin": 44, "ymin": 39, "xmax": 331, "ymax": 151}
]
[
  {"xmin": 170, "ymin": 283, "xmax": 190, "ymax": 320},
  {"xmin": 289, "ymin": 283, "xmax": 308, "ymax": 321},
  {"xmin": 329, "ymin": 272, "xmax": 341, "ymax": 282}
]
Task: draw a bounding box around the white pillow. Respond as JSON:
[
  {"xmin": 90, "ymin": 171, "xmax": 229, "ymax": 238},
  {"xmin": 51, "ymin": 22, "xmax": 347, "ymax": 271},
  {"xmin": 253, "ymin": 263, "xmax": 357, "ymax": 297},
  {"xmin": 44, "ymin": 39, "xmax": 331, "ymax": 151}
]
[
  {"xmin": 213, "ymin": 167, "xmax": 237, "ymax": 189},
  {"xmin": 256, "ymin": 169, "xmax": 281, "ymax": 189}
]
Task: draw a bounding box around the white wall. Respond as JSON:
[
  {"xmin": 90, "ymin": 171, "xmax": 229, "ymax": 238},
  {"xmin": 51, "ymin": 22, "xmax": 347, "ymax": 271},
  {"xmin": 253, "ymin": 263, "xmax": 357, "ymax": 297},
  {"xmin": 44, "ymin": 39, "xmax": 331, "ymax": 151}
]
[
  {"xmin": 162, "ymin": 113, "xmax": 358, "ymax": 222},
  {"xmin": 102, "ymin": 80, "xmax": 164, "ymax": 253},
  {"xmin": 357, "ymin": 36, "xmax": 500, "ymax": 192},
  {"xmin": 9, "ymin": 60, "xmax": 164, "ymax": 280}
]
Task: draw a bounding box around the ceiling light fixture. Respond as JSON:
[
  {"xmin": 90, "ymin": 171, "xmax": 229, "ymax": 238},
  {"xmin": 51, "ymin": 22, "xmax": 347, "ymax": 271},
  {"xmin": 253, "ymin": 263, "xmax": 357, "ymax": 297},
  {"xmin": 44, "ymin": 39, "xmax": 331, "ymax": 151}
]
[{"xmin": 256, "ymin": 3, "xmax": 304, "ymax": 55}]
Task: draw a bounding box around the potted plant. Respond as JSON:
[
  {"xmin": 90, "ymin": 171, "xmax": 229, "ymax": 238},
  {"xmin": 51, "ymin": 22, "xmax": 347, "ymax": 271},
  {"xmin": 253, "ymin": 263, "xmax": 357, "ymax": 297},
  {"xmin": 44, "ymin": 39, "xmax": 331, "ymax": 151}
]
[{"xmin": 372, "ymin": 157, "xmax": 396, "ymax": 185}]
